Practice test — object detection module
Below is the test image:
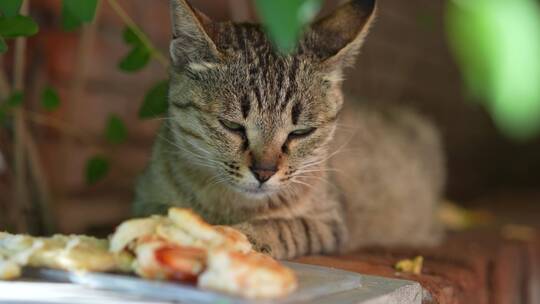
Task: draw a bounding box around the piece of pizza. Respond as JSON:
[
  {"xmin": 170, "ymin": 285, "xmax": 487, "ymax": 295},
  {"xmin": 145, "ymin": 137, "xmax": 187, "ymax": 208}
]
[
  {"xmin": 133, "ymin": 236, "xmax": 206, "ymax": 283},
  {"xmin": 198, "ymin": 249, "xmax": 298, "ymax": 299}
]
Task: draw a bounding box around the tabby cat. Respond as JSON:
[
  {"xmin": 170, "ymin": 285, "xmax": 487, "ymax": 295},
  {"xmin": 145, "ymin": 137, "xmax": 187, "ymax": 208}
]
[{"xmin": 134, "ymin": 0, "xmax": 446, "ymax": 259}]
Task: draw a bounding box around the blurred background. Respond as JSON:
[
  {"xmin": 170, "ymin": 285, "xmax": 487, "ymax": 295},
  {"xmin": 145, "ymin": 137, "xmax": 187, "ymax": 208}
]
[{"xmin": 0, "ymin": 0, "xmax": 539, "ymax": 235}]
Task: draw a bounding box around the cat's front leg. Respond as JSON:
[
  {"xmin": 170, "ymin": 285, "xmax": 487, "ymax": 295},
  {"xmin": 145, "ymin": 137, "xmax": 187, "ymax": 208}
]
[{"xmin": 234, "ymin": 217, "xmax": 348, "ymax": 260}]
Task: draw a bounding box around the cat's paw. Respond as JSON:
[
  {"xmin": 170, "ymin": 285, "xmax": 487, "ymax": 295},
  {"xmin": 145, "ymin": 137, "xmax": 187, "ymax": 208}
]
[{"xmin": 232, "ymin": 223, "xmax": 275, "ymax": 257}]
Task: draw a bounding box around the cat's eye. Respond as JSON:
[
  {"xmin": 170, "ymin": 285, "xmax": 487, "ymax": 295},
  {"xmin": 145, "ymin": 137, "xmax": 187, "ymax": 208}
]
[
  {"xmin": 289, "ymin": 127, "xmax": 316, "ymax": 139},
  {"xmin": 219, "ymin": 119, "xmax": 245, "ymax": 133}
]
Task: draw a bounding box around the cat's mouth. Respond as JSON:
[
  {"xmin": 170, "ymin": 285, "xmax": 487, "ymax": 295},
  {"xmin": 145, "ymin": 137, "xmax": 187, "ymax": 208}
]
[{"xmin": 230, "ymin": 183, "xmax": 277, "ymax": 198}]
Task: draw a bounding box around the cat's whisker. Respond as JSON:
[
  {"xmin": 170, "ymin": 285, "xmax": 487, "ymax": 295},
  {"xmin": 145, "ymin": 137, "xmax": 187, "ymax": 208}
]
[
  {"xmin": 159, "ymin": 149, "xmax": 221, "ymax": 170},
  {"xmin": 289, "ymin": 179, "xmax": 317, "ymax": 191},
  {"xmin": 294, "ymin": 168, "xmax": 342, "ymax": 176},
  {"xmin": 160, "ymin": 151, "xmax": 219, "ymax": 170},
  {"xmin": 291, "ymin": 174, "xmax": 336, "ymax": 189},
  {"xmin": 207, "ymin": 176, "xmax": 229, "ymax": 189},
  {"xmin": 159, "ymin": 134, "xmax": 223, "ymax": 166}
]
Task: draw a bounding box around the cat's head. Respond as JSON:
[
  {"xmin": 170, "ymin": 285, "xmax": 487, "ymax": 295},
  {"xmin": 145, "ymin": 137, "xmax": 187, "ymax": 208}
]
[{"xmin": 167, "ymin": 0, "xmax": 376, "ymax": 198}]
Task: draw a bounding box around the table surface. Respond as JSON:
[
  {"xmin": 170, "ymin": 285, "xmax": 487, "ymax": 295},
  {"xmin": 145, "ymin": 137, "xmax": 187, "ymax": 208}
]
[{"xmin": 0, "ymin": 263, "xmax": 426, "ymax": 304}]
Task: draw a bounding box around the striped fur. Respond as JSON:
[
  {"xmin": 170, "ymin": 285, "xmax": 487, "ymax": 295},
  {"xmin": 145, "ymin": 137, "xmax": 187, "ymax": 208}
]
[{"xmin": 133, "ymin": 0, "xmax": 446, "ymax": 259}]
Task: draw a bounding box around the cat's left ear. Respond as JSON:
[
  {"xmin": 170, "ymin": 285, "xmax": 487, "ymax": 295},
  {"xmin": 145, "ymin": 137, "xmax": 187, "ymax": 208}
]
[
  {"xmin": 307, "ymin": 0, "xmax": 376, "ymax": 68},
  {"xmin": 169, "ymin": 0, "xmax": 223, "ymax": 69}
]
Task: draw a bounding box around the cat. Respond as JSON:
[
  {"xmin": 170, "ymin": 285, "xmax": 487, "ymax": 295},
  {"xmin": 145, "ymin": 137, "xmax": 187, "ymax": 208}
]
[{"xmin": 133, "ymin": 0, "xmax": 446, "ymax": 259}]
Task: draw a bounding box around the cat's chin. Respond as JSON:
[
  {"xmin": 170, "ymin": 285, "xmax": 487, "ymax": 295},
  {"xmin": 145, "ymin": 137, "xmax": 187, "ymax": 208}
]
[{"xmin": 229, "ymin": 184, "xmax": 277, "ymax": 199}]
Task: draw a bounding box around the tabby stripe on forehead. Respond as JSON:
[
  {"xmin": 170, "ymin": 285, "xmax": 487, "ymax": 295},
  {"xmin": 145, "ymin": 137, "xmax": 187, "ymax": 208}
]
[
  {"xmin": 291, "ymin": 102, "xmax": 302, "ymax": 125},
  {"xmin": 253, "ymin": 86, "xmax": 263, "ymax": 110},
  {"xmin": 281, "ymin": 58, "xmax": 299, "ymax": 111},
  {"xmin": 219, "ymin": 23, "xmax": 233, "ymax": 50},
  {"xmin": 275, "ymin": 59, "xmax": 285, "ymax": 104},
  {"xmin": 240, "ymin": 94, "xmax": 251, "ymax": 119},
  {"xmin": 251, "ymin": 29, "xmax": 266, "ymax": 51},
  {"xmin": 233, "ymin": 25, "xmax": 247, "ymax": 57}
]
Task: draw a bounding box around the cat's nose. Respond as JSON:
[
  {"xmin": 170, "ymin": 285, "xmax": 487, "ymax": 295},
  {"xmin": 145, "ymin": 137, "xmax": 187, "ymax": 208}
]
[{"xmin": 249, "ymin": 164, "xmax": 277, "ymax": 184}]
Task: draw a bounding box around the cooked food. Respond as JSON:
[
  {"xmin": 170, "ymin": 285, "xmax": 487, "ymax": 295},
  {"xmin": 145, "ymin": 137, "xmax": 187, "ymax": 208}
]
[
  {"xmin": 394, "ymin": 256, "xmax": 424, "ymax": 275},
  {"xmin": 213, "ymin": 225, "xmax": 252, "ymax": 254},
  {"xmin": 199, "ymin": 249, "xmax": 298, "ymax": 299},
  {"xmin": 0, "ymin": 232, "xmax": 132, "ymax": 274},
  {"xmin": 0, "ymin": 257, "xmax": 21, "ymax": 280},
  {"xmin": 133, "ymin": 236, "xmax": 206, "ymax": 282},
  {"xmin": 109, "ymin": 216, "xmax": 167, "ymax": 253},
  {"xmin": 112, "ymin": 208, "xmax": 253, "ymax": 255},
  {"xmin": 0, "ymin": 208, "xmax": 297, "ymax": 299}
]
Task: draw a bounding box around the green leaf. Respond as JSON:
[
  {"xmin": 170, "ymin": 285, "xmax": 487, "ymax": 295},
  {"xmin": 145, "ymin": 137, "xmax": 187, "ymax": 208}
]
[
  {"xmin": 123, "ymin": 27, "xmax": 139, "ymax": 44},
  {"xmin": 139, "ymin": 80, "xmax": 168, "ymax": 119},
  {"xmin": 61, "ymin": 0, "xmax": 98, "ymax": 31},
  {"xmin": 0, "ymin": 0, "xmax": 23, "ymax": 17},
  {"xmin": 105, "ymin": 114, "xmax": 127, "ymax": 144},
  {"xmin": 0, "ymin": 110, "xmax": 6, "ymax": 123},
  {"xmin": 61, "ymin": 5, "xmax": 82, "ymax": 31},
  {"xmin": 5, "ymin": 91, "xmax": 23, "ymax": 107},
  {"xmin": 0, "ymin": 15, "xmax": 39, "ymax": 38},
  {"xmin": 0, "ymin": 37, "xmax": 6, "ymax": 53},
  {"xmin": 254, "ymin": 0, "xmax": 322, "ymax": 53},
  {"xmin": 85, "ymin": 155, "xmax": 109, "ymax": 185},
  {"xmin": 41, "ymin": 86, "xmax": 61, "ymax": 111},
  {"xmin": 119, "ymin": 27, "xmax": 151, "ymax": 72},
  {"xmin": 446, "ymin": 0, "xmax": 540, "ymax": 139},
  {"xmin": 118, "ymin": 46, "xmax": 150, "ymax": 72}
]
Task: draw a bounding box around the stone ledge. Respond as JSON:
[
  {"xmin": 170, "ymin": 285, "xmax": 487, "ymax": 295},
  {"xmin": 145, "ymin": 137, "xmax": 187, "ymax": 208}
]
[{"xmin": 295, "ymin": 230, "xmax": 540, "ymax": 304}]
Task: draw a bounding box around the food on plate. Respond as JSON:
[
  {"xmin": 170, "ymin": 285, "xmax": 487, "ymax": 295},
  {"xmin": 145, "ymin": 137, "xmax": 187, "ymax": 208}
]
[
  {"xmin": 109, "ymin": 216, "xmax": 165, "ymax": 253},
  {"xmin": 111, "ymin": 208, "xmax": 253, "ymax": 255},
  {"xmin": 0, "ymin": 257, "xmax": 21, "ymax": 280},
  {"xmin": 0, "ymin": 208, "xmax": 298, "ymax": 299},
  {"xmin": 213, "ymin": 225, "xmax": 252, "ymax": 254},
  {"xmin": 0, "ymin": 232, "xmax": 132, "ymax": 276},
  {"xmin": 199, "ymin": 249, "xmax": 298, "ymax": 299},
  {"xmin": 132, "ymin": 236, "xmax": 206, "ymax": 282}
]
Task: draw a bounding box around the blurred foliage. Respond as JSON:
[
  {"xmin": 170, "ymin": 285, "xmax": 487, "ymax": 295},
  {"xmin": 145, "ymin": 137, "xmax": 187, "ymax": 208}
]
[
  {"xmin": 118, "ymin": 27, "xmax": 151, "ymax": 72},
  {"xmin": 5, "ymin": 91, "xmax": 23, "ymax": 107},
  {"xmin": 61, "ymin": 0, "xmax": 98, "ymax": 31},
  {"xmin": 41, "ymin": 86, "xmax": 61, "ymax": 111},
  {"xmin": 0, "ymin": 15, "xmax": 38, "ymax": 38},
  {"xmin": 0, "ymin": 1, "xmax": 23, "ymax": 18},
  {"xmin": 139, "ymin": 80, "xmax": 169, "ymax": 119},
  {"xmin": 105, "ymin": 114, "xmax": 128, "ymax": 145},
  {"xmin": 0, "ymin": 91, "xmax": 23, "ymax": 123},
  {"xmin": 0, "ymin": 37, "xmax": 6, "ymax": 53},
  {"xmin": 446, "ymin": 0, "xmax": 540, "ymax": 139},
  {"xmin": 85, "ymin": 155, "xmax": 109, "ymax": 185},
  {"xmin": 254, "ymin": 0, "xmax": 321, "ymax": 53},
  {"xmin": 0, "ymin": 1, "xmax": 38, "ymax": 52}
]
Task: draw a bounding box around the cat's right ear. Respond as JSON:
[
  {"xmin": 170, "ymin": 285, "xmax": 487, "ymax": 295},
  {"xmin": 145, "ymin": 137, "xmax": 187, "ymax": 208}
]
[{"xmin": 169, "ymin": 0, "xmax": 223, "ymax": 69}]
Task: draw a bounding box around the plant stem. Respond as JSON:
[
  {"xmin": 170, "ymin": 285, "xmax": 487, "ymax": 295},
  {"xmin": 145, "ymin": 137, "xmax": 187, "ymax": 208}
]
[
  {"xmin": 12, "ymin": 0, "xmax": 30, "ymax": 233},
  {"xmin": 24, "ymin": 126, "xmax": 55, "ymax": 233},
  {"xmin": 107, "ymin": 0, "xmax": 169, "ymax": 68}
]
